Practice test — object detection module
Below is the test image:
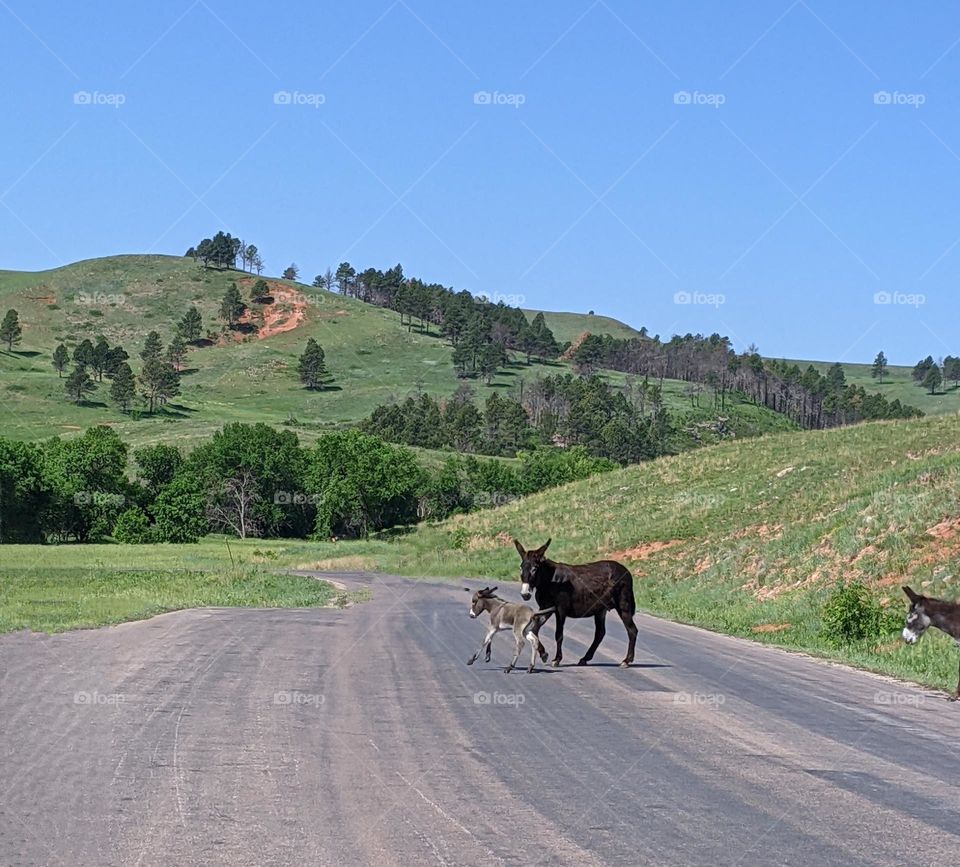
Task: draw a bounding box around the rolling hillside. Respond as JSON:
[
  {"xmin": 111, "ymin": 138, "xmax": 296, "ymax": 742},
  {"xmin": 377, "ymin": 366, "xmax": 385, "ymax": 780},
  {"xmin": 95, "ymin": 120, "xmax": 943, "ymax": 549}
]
[
  {"xmin": 793, "ymin": 358, "xmax": 960, "ymax": 418},
  {"xmin": 321, "ymin": 413, "xmax": 960, "ymax": 690},
  {"xmin": 0, "ymin": 254, "xmax": 790, "ymax": 449}
]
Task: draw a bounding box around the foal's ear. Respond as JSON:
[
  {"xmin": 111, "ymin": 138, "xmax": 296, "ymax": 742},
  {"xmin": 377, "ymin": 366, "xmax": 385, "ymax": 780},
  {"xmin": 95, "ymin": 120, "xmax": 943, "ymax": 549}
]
[
  {"xmin": 536, "ymin": 538, "xmax": 551, "ymax": 556},
  {"xmin": 464, "ymin": 587, "xmax": 472, "ymax": 593},
  {"xmin": 513, "ymin": 539, "xmax": 526, "ymax": 557},
  {"xmin": 903, "ymin": 585, "xmax": 920, "ymax": 603}
]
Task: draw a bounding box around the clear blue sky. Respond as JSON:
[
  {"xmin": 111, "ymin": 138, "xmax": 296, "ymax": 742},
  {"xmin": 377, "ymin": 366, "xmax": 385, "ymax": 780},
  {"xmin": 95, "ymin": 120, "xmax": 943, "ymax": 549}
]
[{"xmin": 3, "ymin": 1, "xmax": 959, "ymax": 364}]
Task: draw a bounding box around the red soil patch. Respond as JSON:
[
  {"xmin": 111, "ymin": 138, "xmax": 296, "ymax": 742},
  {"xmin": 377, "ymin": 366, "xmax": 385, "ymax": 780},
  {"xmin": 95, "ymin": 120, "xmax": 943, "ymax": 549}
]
[
  {"xmin": 609, "ymin": 540, "xmax": 682, "ymax": 561},
  {"xmin": 561, "ymin": 331, "xmax": 591, "ymax": 361}
]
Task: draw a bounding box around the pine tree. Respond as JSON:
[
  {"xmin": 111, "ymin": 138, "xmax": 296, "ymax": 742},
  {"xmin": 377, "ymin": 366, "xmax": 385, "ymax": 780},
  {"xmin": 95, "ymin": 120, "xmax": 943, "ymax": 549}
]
[
  {"xmin": 220, "ymin": 282, "xmax": 245, "ymax": 326},
  {"xmin": 923, "ymin": 364, "xmax": 942, "ymax": 395},
  {"xmin": 109, "ymin": 362, "xmax": 136, "ymax": 411},
  {"xmin": 871, "ymin": 351, "xmax": 888, "ymax": 384},
  {"xmin": 0, "ymin": 309, "xmax": 22, "ymax": 350},
  {"xmin": 65, "ymin": 365, "xmax": 95, "ymax": 404},
  {"xmin": 297, "ymin": 338, "xmax": 333, "ymax": 390},
  {"xmin": 73, "ymin": 338, "xmax": 95, "ymax": 368},
  {"xmin": 91, "ymin": 336, "xmax": 110, "ymax": 381},
  {"xmin": 177, "ymin": 306, "xmax": 203, "ymax": 342},
  {"xmin": 104, "ymin": 345, "xmax": 129, "ymax": 378},
  {"xmin": 140, "ymin": 358, "xmax": 180, "ymax": 413},
  {"xmin": 52, "ymin": 344, "xmax": 69, "ymax": 377},
  {"xmin": 166, "ymin": 337, "xmax": 187, "ymax": 371},
  {"xmin": 141, "ymin": 331, "xmax": 163, "ymax": 362}
]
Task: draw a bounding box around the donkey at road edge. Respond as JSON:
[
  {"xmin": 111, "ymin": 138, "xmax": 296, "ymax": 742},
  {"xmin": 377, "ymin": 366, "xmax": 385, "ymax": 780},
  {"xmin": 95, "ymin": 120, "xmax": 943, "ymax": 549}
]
[
  {"xmin": 902, "ymin": 584, "xmax": 960, "ymax": 699},
  {"xmin": 514, "ymin": 538, "xmax": 638, "ymax": 668}
]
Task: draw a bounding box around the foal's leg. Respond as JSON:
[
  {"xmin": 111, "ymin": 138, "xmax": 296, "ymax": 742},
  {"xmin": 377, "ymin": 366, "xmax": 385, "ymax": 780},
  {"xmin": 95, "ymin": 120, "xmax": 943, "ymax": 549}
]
[
  {"xmin": 505, "ymin": 633, "xmax": 523, "ymax": 673},
  {"xmin": 579, "ymin": 612, "xmax": 607, "ymax": 665},
  {"xmin": 467, "ymin": 628, "xmax": 496, "ymax": 665},
  {"xmin": 617, "ymin": 606, "xmax": 638, "ymax": 668},
  {"xmin": 552, "ymin": 614, "xmax": 565, "ymax": 667},
  {"xmin": 525, "ymin": 629, "xmax": 540, "ymax": 673}
]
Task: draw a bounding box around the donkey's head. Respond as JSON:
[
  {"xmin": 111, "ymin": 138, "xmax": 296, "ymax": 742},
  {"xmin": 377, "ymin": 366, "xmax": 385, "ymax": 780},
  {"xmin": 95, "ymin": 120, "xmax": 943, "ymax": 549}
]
[
  {"xmin": 465, "ymin": 586, "xmax": 498, "ymax": 618},
  {"xmin": 513, "ymin": 538, "xmax": 551, "ymax": 600},
  {"xmin": 902, "ymin": 586, "xmax": 932, "ymax": 644}
]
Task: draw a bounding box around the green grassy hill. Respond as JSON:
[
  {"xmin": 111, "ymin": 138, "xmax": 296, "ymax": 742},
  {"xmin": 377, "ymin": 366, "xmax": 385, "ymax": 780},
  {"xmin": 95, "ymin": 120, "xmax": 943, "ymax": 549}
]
[
  {"xmin": 788, "ymin": 358, "xmax": 959, "ymax": 417},
  {"xmin": 323, "ymin": 414, "xmax": 960, "ymax": 691},
  {"xmin": 527, "ymin": 308, "xmax": 643, "ymax": 344},
  {"xmin": 0, "ymin": 254, "xmax": 791, "ymax": 450}
]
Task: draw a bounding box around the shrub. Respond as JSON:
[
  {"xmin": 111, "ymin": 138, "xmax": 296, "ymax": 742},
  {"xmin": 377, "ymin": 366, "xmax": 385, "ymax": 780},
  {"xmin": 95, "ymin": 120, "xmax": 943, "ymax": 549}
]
[
  {"xmin": 113, "ymin": 507, "xmax": 153, "ymax": 544},
  {"xmin": 820, "ymin": 582, "xmax": 899, "ymax": 645}
]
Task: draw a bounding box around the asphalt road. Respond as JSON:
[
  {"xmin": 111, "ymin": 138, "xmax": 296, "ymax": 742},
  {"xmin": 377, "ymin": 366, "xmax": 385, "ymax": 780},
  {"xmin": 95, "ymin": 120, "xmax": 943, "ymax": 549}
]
[{"xmin": 3, "ymin": 572, "xmax": 960, "ymax": 866}]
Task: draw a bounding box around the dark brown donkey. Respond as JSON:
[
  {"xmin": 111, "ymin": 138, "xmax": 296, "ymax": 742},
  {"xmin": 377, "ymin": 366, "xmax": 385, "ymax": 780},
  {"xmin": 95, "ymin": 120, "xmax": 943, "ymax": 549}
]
[
  {"xmin": 514, "ymin": 538, "xmax": 638, "ymax": 668},
  {"xmin": 902, "ymin": 585, "xmax": 960, "ymax": 699}
]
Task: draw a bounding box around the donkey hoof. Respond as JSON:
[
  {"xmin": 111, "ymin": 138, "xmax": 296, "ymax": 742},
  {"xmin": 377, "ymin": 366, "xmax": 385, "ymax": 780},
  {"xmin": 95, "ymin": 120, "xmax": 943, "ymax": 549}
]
[
  {"xmin": 577, "ymin": 657, "xmax": 590, "ymax": 666},
  {"xmin": 551, "ymin": 660, "xmax": 561, "ymax": 668},
  {"xmin": 466, "ymin": 658, "xmax": 475, "ymax": 665},
  {"xmin": 527, "ymin": 666, "xmax": 535, "ymax": 674},
  {"xmin": 619, "ymin": 660, "xmax": 631, "ymax": 668},
  {"xmin": 503, "ymin": 666, "xmax": 513, "ymax": 674},
  {"xmin": 539, "ymin": 653, "xmax": 548, "ymax": 663}
]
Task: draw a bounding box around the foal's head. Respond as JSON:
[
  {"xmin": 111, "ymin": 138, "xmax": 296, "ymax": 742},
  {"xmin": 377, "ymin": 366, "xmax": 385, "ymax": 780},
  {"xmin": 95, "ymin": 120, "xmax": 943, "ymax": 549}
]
[
  {"xmin": 902, "ymin": 585, "xmax": 932, "ymax": 644},
  {"xmin": 465, "ymin": 586, "xmax": 498, "ymax": 618},
  {"xmin": 513, "ymin": 538, "xmax": 551, "ymax": 601}
]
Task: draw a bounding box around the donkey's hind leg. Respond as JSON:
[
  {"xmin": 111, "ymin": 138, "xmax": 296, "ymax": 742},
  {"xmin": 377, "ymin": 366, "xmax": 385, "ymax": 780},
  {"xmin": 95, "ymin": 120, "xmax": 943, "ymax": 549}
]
[{"xmin": 617, "ymin": 600, "xmax": 638, "ymax": 667}]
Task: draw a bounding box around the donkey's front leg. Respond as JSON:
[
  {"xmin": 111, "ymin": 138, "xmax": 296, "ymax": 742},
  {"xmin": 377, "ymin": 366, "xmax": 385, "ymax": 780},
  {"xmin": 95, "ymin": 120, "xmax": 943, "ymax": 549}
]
[
  {"xmin": 467, "ymin": 628, "xmax": 495, "ymax": 665},
  {"xmin": 552, "ymin": 614, "xmax": 565, "ymax": 667}
]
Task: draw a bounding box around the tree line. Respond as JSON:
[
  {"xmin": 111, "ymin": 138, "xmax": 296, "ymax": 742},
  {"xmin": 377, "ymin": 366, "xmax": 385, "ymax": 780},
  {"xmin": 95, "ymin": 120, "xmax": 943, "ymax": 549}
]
[
  {"xmin": 362, "ymin": 374, "xmax": 673, "ymax": 465},
  {"xmin": 570, "ymin": 332, "xmax": 921, "ymax": 429},
  {"xmin": 314, "ymin": 262, "xmax": 562, "ymax": 381},
  {"xmin": 0, "ymin": 423, "xmax": 615, "ymax": 544}
]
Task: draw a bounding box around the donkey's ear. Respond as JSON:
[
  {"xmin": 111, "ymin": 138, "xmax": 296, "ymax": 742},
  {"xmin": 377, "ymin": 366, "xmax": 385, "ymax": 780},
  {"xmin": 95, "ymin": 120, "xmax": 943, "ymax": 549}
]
[
  {"xmin": 513, "ymin": 539, "xmax": 526, "ymax": 557},
  {"xmin": 903, "ymin": 585, "xmax": 920, "ymax": 603},
  {"xmin": 490, "ymin": 586, "xmax": 498, "ymax": 595},
  {"xmin": 537, "ymin": 538, "xmax": 551, "ymax": 556},
  {"xmin": 464, "ymin": 587, "xmax": 472, "ymax": 593}
]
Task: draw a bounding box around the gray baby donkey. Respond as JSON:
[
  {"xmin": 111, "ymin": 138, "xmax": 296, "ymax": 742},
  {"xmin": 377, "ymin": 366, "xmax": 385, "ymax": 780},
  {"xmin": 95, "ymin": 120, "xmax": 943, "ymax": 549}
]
[{"xmin": 465, "ymin": 586, "xmax": 556, "ymax": 673}]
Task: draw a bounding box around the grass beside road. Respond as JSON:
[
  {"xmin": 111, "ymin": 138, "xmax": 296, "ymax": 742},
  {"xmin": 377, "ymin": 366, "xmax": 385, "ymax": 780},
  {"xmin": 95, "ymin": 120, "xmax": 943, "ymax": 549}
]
[{"xmin": 0, "ymin": 538, "xmax": 352, "ymax": 633}]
